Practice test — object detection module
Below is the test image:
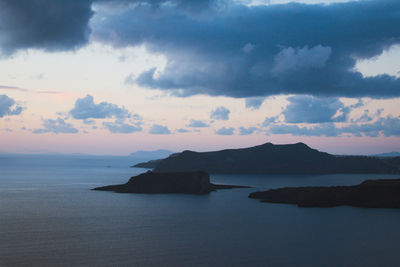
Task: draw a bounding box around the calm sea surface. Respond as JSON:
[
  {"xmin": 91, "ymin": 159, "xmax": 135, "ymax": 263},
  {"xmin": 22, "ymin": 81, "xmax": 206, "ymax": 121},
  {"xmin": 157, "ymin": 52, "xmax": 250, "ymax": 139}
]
[{"xmin": 1, "ymin": 154, "xmax": 400, "ymax": 266}]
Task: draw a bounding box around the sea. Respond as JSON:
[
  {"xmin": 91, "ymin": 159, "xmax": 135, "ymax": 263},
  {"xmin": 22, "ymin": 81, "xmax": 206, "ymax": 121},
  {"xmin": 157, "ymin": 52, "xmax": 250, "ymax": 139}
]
[{"xmin": 1, "ymin": 154, "xmax": 400, "ymax": 267}]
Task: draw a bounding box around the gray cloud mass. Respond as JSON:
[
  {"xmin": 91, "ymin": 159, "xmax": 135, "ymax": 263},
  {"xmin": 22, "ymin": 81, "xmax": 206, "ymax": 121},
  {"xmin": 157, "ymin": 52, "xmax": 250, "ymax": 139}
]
[
  {"xmin": 92, "ymin": 0, "xmax": 400, "ymax": 98},
  {"xmin": 210, "ymin": 106, "xmax": 230, "ymax": 121},
  {"xmin": 149, "ymin": 124, "xmax": 171, "ymax": 134},
  {"xmin": 186, "ymin": 119, "xmax": 209, "ymax": 128},
  {"xmin": 103, "ymin": 120, "xmax": 142, "ymax": 133},
  {"xmin": 215, "ymin": 127, "xmax": 234, "ymax": 135},
  {"xmin": 1, "ymin": 0, "xmax": 400, "ymax": 99},
  {"xmin": 32, "ymin": 118, "xmax": 78, "ymax": 134},
  {"xmin": 0, "ymin": 94, "xmax": 23, "ymax": 118},
  {"xmin": 282, "ymin": 95, "xmax": 349, "ymax": 123},
  {"xmin": 70, "ymin": 94, "xmax": 130, "ymax": 120}
]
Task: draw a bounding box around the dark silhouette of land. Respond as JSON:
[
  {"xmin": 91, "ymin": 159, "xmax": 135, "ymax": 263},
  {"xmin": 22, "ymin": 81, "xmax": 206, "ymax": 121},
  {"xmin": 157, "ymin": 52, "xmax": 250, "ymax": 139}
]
[
  {"xmin": 93, "ymin": 171, "xmax": 249, "ymax": 194},
  {"xmin": 249, "ymin": 179, "xmax": 400, "ymax": 208},
  {"xmin": 134, "ymin": 142, "xmax": 400, "ymax": 174}
]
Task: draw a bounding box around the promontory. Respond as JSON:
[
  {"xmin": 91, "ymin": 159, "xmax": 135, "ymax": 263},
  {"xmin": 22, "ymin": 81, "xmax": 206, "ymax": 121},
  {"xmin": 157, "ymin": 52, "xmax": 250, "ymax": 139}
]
[{"xmin": 249, "ymin": 179, "xmax": 400, "ymax": 208}]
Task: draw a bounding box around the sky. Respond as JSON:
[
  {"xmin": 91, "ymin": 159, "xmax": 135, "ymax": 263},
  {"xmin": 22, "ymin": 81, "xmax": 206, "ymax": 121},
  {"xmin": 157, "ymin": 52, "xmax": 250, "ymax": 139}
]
[{"xmin": 0, "ymin": 0, "xmax": 399, "ymax": 155}]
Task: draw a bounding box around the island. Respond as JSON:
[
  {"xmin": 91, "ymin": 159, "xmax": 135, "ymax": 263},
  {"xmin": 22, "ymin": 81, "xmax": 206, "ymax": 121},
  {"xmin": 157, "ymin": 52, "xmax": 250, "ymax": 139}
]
[
  {"xmin": 248, "ymin": 179, "xmax": 400, "ymax": 208},
  {"xmin": 134, "ymin": 142, "xmax": 400, "ymax": 175},
  {"xmin": 93, "ymin": 170, "xmax": 249, "ymax": 194}
]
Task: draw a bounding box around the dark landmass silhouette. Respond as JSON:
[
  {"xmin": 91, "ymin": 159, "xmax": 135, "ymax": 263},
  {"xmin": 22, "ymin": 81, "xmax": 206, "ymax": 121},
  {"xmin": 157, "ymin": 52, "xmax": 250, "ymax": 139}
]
[
  {"xmin": 248, "ymin": 179, "xmax": 400, "ymax": 208},
  {"xmin": 372, "ymin": 152, "xmax": 400, "ymax": 157},
  {"xmin": 134, "ymin": 142, "xmax": 400, "ymax": 174},
  {"xmin": 93, "ymin": 171, "xmax": 249, "ymax": 194}
]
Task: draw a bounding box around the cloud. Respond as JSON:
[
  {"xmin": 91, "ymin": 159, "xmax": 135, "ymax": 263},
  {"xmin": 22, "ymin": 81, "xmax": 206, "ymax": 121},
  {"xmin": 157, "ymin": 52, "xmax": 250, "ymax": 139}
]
[
  {"xmin": 92, "ymin": 0, "xmax": 400, "ymax": 98},
  {"xmin": 70, "ymin": 94, "xmax": 130, "ymax": 120},
  {"xmin": 32, "ymin": 118, "xmax": 78, "ymax": 134},
  {"xmin": 341, "ymin": 116, "xmax": 400, "ymax": 137},
  {"xmin": 238, "ymin": 126, "xmax": 257, "ymax": 135},
  {"xmin": 245, "ymin": 97, "xmax": 265, "ymax": 109},
  {"xmin": 215, "ymin": 127, "xmax": 234, "ymax": 135},
  {"xmin": 176, "ymin": 128, "xmax": 190, "ymax": 133},
  {"xmin": 270, "ymin": 123, "xmax": 338, "ymax": 137},
  {"xmin": 353, "ymin": 108, "xmax": 383, "ymax": 123},
  {"xmin": 124, "ymin": 73, "xmax": 136, "ymax": 85},
  {"xmin": 282, "ymin": 95, "xmax": 352, "ymax": 123},
  {"xmin": 0, "ymin": 0, "xmax": 218, "ymax": 56},
  {"xmin": 268, "ymin": 116, "xmax": 400, "ymax": 137},
  {"xmin": 186, "ymin": 119, "xmax": 209, "ymax": 128},
  {"xmin": 242, "ymin": 43, "xmax": 255, "ymax": 53},
  {"xmin": 0, "ymin": 0, "xmax": 93, "ymax": 55},
  {"xmin": 262, "ymin": 116, "xmax": 278, "ymax": 126},
  {"xmin": 83, "ymin": 119, "xmax": 95, "ymax": 125},
  {"xmin": 0, "ymin": 94, "xmax": 23, "ymax": 118},
  {"xmin": 149, "ymin": 124, "xmax": 171, "ymax": 134},
  {"xmin": 3, "ymin": 1, "xmax": 400, "ymax": 98},
  {"xmin": 0, "ymin": 85, "xmax": 28, "ymax": 92},
  {"xmin": 210, "ymin": 106, "xmax": 230, "ymax": 120},
  {"xmin": 272, "ymin": 45, "xmax": 331, "ymax": 74},
  {"xmin": 103, "ymin": 120, "xmax": 142, "ymax": 133}
]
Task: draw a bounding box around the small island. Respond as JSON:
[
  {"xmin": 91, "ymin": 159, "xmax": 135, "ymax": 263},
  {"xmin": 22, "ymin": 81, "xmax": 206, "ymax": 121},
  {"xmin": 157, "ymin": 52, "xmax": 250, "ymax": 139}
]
[
  {"xmin": 93, "ymin": 170, "xmax": 249, "ymax": 194},
  {"xmin": 249, "ymin": 179, "xmax": 400, "ymax": 208}
]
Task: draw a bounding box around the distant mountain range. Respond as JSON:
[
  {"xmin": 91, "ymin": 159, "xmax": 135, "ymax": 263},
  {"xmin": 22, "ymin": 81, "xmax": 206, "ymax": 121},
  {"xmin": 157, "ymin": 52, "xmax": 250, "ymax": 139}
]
[
  {"xmin": 371, "ymin": 152, "xmax": 400, "ymax": 158},
  {"xmin": 129, "ymin": 149, "xmax": 174, "ymax": 160},
  {"xmin": 134, "ymin": 142, "xmax": 400, "ymax": 174}
]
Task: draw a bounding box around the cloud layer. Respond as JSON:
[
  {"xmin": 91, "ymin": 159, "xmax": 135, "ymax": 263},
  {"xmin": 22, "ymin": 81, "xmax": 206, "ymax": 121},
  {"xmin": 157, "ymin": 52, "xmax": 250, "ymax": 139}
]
[
  {"xmin": 92, "ymin": 0, "xmax": 400, "ymax": 98},
  {"xmin": 2, "ymin": 1, "xmax": 400, "ymax": 99}
]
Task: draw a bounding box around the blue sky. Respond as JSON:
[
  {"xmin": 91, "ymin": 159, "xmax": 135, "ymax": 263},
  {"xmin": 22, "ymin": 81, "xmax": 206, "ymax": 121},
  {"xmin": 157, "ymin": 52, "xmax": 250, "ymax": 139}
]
[{"xmin": 0, "ymin": 0, "xmax": 399, "ymax": 155}]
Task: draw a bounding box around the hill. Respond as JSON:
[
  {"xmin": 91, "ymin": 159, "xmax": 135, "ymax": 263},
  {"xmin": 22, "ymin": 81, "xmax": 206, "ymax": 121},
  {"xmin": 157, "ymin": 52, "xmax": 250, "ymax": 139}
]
[{"xmin": 134, "ymin": 142, "xmax": 400, "ymax": 174}]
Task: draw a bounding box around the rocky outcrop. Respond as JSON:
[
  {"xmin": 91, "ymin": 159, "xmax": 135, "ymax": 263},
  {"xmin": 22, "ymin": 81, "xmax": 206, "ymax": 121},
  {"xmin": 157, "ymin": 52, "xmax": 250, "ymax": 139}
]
[
  {"xmin": 249, "ymin": 179, "xmax": 400, "ymax": 208},
  {"xmin": 93, "ymin": 171, "xmax": 249, "ymax": 194}
]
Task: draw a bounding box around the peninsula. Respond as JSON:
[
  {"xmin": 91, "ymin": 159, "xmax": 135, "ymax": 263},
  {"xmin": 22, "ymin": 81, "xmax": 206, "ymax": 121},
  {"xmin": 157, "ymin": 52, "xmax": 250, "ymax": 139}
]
[
  {"xmin": 93, "ymin": 171, "xmax": 249, "ymax": 194},
  {"xmin": 134, "ymin": 142, "xmax": 400, "ymax": 174},
  {"xmin": 249, "ymin": 179, "xmax": 400, "ymax": 208}
]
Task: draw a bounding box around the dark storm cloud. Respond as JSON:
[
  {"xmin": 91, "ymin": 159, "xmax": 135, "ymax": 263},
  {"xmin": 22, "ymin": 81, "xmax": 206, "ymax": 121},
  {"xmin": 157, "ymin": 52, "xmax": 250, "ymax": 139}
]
[
  {"xmin": 0, "ymin": 0, "xmax": 214, "ymax": 55},
  {"xmin": 2, "ymin": 0, "xmax": 400, "ymax": 98},
  {"xmin": 0, "ymin": 0, "xmax": 93, "ymax": 54},
  {"xmin": 92, "ymin": 0, "xmax": 400, "ymax": 98}
]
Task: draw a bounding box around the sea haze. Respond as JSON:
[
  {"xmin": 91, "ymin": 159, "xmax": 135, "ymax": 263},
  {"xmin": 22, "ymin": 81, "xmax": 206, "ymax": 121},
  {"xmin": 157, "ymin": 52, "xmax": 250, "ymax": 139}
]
[{"xmin": 1, "ymin": 154, "xmax": 400, "ymax": 266}]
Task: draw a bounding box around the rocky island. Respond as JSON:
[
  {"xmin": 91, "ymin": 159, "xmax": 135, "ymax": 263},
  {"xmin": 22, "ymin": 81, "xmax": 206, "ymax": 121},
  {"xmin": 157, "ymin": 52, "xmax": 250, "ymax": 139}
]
[
  {"xmin": 93, "ymin": 171, "xmax": 249, "ymax": 194},
  {"xmin": 134, "ymin": 142, "xmax": 400, "ymax": 175},
  {"xmin": 249, "ymin": 179, "xmax": 400, "ymax": 208}
]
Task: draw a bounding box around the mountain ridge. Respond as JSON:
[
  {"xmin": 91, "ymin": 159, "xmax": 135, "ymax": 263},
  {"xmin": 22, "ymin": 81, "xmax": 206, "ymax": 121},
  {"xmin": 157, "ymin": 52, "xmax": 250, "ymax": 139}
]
[{"xmin": 134, "ymin": 142, "xmax": 400, "ymax": 174}]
